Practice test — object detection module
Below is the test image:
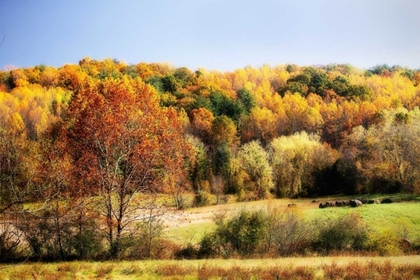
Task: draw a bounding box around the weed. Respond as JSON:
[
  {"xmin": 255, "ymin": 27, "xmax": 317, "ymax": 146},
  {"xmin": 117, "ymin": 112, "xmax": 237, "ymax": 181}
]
[
  {"xmin": 293, "ymin": 265, "xmax": 316, "ymax": 280},
  {"xmin": 344, "ymin": 261, "xmax": 368, "ymax": 280},
  {"xmin": 9, "ymin": 270, "xmax": 31, "ymax": 280},
  {"xmin": 155, "ymin": 264, "xmax": 192, "ymax": 276},
  {"xmin": 121, "ymin": 264, "xmax": 141, "ymax": 275},
  {"xmin": 95, "ymin": 263, "xmax": 115, "ymax": 278},
  {"xmin": 322, "ymin": 262, "xmax": 346, "ymax": 280},
  {"xmin": 56, "ymin": 262, "xmax": 78, "ymax": 273}
]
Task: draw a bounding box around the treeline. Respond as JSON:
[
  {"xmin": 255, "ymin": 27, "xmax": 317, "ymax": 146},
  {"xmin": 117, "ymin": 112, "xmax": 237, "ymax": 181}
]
[
  {"xmin": 2, "ymin": 59, "xmax": 419, "ymax": 199},
  {"xmin": 1, "ymin": 58, "xmax": 420, "ymax": 259}
]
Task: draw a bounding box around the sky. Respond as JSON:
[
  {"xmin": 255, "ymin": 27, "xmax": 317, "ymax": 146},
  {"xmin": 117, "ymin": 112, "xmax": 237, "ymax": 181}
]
[{"xmin": 0, "ymin": 0, "xmax": 419, "ymax": 71}]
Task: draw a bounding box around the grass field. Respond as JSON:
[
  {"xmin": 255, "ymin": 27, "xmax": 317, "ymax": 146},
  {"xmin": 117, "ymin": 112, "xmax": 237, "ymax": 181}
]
[
  {"xmin": 163, "ymin": 194, "xmax": 420, "ymax": 246},
  {"xmin": 2, "ymin": 194, "xmax": 420, "ymax": 279},
  {"xmin": 1, "ymin": 256, "xmax": 420, "ymax": 279}
]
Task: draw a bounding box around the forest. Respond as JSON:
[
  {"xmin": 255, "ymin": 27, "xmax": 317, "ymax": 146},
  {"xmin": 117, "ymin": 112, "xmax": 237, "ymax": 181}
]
[{"xmin": 1, "ymin": 58, "xmax": 420, "ymax": 260}]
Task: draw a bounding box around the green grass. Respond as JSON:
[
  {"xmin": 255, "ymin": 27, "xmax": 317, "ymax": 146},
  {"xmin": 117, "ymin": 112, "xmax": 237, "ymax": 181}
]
[
  {"xmin": 162, "ymin": 222, "xmax": 217, "ymax": 244},
  {"xmin": 306, "ymin": 202, "xmax": 420, "ymax": 241},
  {"xmin": 163, "ymin": 195, "xmax": 420, "ymax": 246}
]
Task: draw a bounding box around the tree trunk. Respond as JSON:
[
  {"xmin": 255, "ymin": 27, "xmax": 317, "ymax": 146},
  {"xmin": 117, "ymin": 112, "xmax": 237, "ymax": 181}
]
[{"xmin": 54, "ymin": 199, "xmax": 65, "ymax": 259}]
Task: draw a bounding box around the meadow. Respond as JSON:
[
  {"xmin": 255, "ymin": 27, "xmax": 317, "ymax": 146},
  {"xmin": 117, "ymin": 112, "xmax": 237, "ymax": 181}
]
[
  {"xmin": 163, "ymin": 194, "xmax": 420, "ymax": 248},
  {"xmin": 1, "ymin": 194, "xmax": 419, "ymax": 279},
  {"xmin": 1, "ymin": 256, "xmax": 420, "ymax": 280}
]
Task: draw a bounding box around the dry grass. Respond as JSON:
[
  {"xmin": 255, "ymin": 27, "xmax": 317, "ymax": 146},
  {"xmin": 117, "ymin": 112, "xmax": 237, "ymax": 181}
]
[{"xmin": 1, "ymin": 256, "xmax": 420, "ymax": 280}]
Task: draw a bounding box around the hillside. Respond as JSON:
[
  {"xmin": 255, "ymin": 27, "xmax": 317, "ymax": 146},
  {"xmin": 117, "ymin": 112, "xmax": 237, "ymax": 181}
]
[{"xmin": 1, "ymin": 60, "xmax": 420, "ymax": 260}]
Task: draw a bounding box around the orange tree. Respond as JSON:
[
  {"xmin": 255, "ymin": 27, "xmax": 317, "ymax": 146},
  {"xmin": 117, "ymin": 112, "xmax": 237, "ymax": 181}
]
[{"xmin": 65, "ymin": 77, "xmax": 190, "ymax": 258}]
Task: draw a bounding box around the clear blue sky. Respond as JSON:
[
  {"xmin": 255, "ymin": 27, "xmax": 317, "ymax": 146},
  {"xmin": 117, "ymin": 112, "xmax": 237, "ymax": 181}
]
[{"xmin": 0, "ymin": 0, "xmax": 419, "ymax": 71}]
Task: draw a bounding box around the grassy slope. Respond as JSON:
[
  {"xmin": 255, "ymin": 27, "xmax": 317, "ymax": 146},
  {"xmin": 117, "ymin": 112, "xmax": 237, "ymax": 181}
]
[{"xmin": 163, "ymin": 194, "xmax": 420, "ymax": 245}]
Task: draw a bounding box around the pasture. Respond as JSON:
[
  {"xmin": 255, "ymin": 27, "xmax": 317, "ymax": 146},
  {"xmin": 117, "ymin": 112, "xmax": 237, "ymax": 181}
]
[
  {"xmin": 163, "ymin": 194, "xmax": 420, "ymax": 247},
  {"xmin": 1, "ymin": 194, "xmax": 420, "ymax": 279}
]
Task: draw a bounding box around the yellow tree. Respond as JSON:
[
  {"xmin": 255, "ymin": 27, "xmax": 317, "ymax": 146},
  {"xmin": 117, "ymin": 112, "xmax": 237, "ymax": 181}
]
[
  {"xmin": 211, "ymin": 115, "xmax": 238, "ymax": 147},
  {"xmin": 188, "ymin": 107, "xmax": 214, "ymax": 144},
  {"xmin": 240, "ymin": 107, "xmax": 278, "ymax": 145},
  {"xmin": 238, "ymin": 141, "xmax": 273, "ymax": 199},
  {"xmin": 269, "ymin": 131, "xmax": 338, "ymax": 197}
]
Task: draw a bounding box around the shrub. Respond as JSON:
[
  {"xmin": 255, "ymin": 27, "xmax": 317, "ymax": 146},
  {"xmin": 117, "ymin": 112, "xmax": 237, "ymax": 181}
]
[
  {"xmin": 199, "ymin": 210, "xmax": 267, "ymax": 257},
  {"xmin": 266, "ymin": 207, "xmax": 315, "ymax": 256},
  {"xmin": 194, "ymin": 190, "xmax": 212, "ymax": 207},
  {"xmin": 312, "ymin": 212, "xmax": 369, "ymax": 253},
  {"xmin": 175, "ymin": 243, "xmax": 199, "ymax": 259},
  {"xmin": 366, "ymin": 228, "xmax": 402, "ymax": 255},
  {"xmin": 18, "ymin": 208, "xmax": 104, "ymax": 261}
]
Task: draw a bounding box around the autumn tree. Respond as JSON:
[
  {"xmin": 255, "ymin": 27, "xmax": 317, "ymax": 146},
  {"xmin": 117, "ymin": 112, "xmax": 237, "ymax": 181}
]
[
  {"xmin": 187, "ymin": 135, "xmax": 212, "ymax": 193},
  {"xmin": 240, "ymin": 107, "xmax": 279, "ymax": 145},
  {"xmin": 0, "ymin": 112, "xmax": 42, "ymax": 260},
  {"xmin": 0, "ymin": 112, "xmax": 38, "ymax": 212},
  {"xmin": 211, "ymin": 115, "xmax": 238, "ymax": 147},
  {"xmin": 188, "ymin": 107, "xmax": 214, "ymax": 144},
  {"xmin": 269, "ymin": 131, "xmax": 338, "ymax": 197},
  {"xmin": 238, "ymin": 141, "xmax": 273, "ymax": 199},
  {"xmin": 65, "ymin": 77, "xmax": 190, "ymax": 258},
  {"xmin": 343, "ymin": 108, "xmax": 420, "ymax": 194}
]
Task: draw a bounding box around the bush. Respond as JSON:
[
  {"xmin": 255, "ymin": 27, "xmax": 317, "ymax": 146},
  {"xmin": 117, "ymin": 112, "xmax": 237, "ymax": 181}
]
[
  {"xmin": 366, "ymin": 229, "xmax": 402, "ymax": 255},
  {"xmin": 124, "ymin": 238, "xmax": 181, "ymax": 260},
  {"xmin": 176, "ymin": 243, "xmax": 199, "ymax": 259},
  {"xmin": 18, "ymin": 208, "xmax": 104, "ymax": 261},
  {"xmin": 199, "ymin": 210, "xmax": 266, "ymax": 257},
  {"xmin": 312, "ymin": 212, "xmax": 369, "ymax": 253},
  {"xmin": 266, "ymin": 208, "xmax": 315, "ymax": 256},
  {"xmin": 194, "ymin": 190, "xmax": 212, "ymax": 207}
]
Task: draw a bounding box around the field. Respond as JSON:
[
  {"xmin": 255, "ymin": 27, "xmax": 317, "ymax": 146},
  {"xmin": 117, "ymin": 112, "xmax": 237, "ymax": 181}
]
[
  {"xmin": 1, "ymin": 256, "xmax": 420, "ymax": 279},
  {"xmin": 1, "ymin": 194, "xmax": 420, "ymax": 279},
  {"xmin": 162, "ymin": 194, "xmax": 420, "ymax": 246}
]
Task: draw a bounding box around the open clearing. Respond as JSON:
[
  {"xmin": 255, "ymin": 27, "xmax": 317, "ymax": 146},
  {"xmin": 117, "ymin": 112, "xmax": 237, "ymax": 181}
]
[
  {"xmin": 162, "ymin": 195, "xmax": 420, "ymax": 244},
  {"xmin": 2, "ymin": 195, "xmax": 419, "ymax": 279}
]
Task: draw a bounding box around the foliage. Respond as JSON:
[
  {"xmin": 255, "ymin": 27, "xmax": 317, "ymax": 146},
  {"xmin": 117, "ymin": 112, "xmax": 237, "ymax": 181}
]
[
  {"xmin": 265, "ymin": 207, "xmax": 315, "ymax": 256},
  {"xmin": 2, "ymin": 59, "xmax": 420, "ymax": 261},
  {"xmin": 269, "ymin": 131, "xmax": 338, "ymax": 197},
  {"xmin": 199, "ymin": 210, "xmax": 267, "ymax": 257},
  {"xmin": 64, "ymin": 77, "xmax": 190, "ymax": 258},
  {"xmin": 238, "ymin": 141, "xmax": 273, "ymax": 199},
  {"xmin": 312, "ymin": 212, "xmax": 369, "ymax": 253}
]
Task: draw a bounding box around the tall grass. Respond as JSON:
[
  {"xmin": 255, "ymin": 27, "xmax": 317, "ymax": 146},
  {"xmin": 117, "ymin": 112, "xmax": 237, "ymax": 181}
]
[{"xmin": 1, "ymin": 257, "xmax": 420, "ymax": 279}]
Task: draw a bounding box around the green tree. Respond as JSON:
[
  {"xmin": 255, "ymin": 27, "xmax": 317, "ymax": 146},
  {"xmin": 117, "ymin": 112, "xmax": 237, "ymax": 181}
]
[
  {"xmin": 209, "ymin": 92, "xmax": 243, "ymax": 121},
  {"xmin": 161, "ymin": 75, "xmax": 180, "ymax": 93},
  {"xmin": 236, "ymin": 88, "xmax": 256, "ymax": 115}
]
